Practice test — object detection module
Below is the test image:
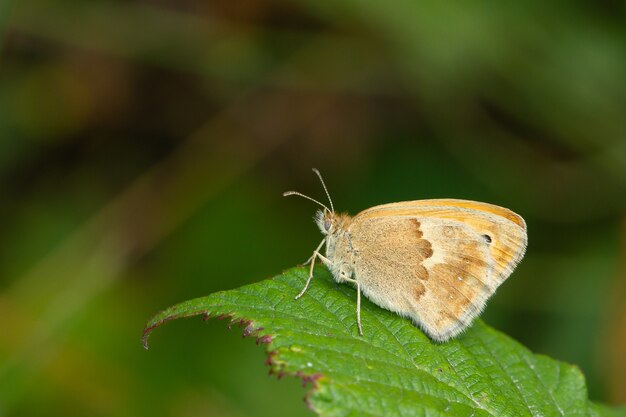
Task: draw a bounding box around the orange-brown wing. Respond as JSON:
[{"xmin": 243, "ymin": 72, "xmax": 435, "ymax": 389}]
[{"xmin": 349, "ymin": 199, "xmax": 527, "ymax": 341}]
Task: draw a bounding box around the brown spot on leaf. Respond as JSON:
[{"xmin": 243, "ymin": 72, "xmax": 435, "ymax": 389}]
[
  {"xmin": 296, "ymin": 371, "xmax": 323, "ymax": 388},
  {"xmin": 256, "ymin": 334, "xmax": 273, "ymax": 345}
]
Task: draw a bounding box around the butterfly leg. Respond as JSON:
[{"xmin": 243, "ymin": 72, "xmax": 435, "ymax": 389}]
[
  {"xmin": 356, "ymin": 280, "xmax": 363, "ymax": 336},
  {"xmin": 341, "ymin": 276, "xmax": 363, "ymax": 336},
  {"xmin": 302, "ymin": 238, "xmax": 326, "ymax": 266},
  {"xmin": 295, "ymin": 239, "xmax": 328, "ymax": 299}
]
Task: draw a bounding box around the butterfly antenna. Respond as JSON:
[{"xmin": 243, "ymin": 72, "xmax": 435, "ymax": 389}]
[
  {"xmin": 283, "ymin": 191, "xmax": 330, "ymax": 212},
  {"xmin": 312, "ymin": 168, "xmax": 334, "ymax": 213}
]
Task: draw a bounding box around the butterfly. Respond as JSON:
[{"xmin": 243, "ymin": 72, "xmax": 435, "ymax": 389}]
[{"xmin": 285, "ymin": 169, "xmax": 527, "ymax": 342}]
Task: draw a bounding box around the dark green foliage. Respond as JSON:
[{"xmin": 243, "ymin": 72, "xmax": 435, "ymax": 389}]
[{"xmin": 145, "ymin": 267, "xmax": 626, "ymax": 417}]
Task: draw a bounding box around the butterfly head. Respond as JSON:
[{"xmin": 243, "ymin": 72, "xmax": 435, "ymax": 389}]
[
  {"xmin": 314, "ymin": 209, "xmax": 352, "ymax": 236},
  {"xmin": 315, "ymin": 208, "xmax": 334, "ymax": 235}
]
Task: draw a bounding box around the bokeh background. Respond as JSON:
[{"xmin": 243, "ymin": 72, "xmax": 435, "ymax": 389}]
[{"xmin": 1, "ymin": 1, "xmax": 625, "ymax": 416}]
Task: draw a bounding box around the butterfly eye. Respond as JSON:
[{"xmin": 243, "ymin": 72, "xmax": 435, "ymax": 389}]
[
  {"xmin": 324, "ymin": 220, "xmax": 332, "ymax": 231},
  {"xmin": 482, "ymin": 234, "xmax": 492, "ymax": 244}
]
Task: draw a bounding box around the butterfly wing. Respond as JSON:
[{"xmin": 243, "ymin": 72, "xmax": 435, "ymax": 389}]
[{"xmin": 349, "ymin": 199, "xmax": 527, "ymax": 341}]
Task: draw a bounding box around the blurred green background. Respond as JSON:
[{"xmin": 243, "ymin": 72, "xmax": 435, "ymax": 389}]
[{"xmin": 1, "ymin": 0, "xmax": 625, "ymax": 416}]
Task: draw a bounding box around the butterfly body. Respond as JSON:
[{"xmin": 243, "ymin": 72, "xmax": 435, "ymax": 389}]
[{"xmin": 315, "ymin": 199, "xmax": 527, "ymax": 342}]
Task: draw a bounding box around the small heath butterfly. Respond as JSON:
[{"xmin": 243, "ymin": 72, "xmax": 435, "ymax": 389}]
[{"xmin": 284, "ymin": 169, "xmax": 527, "ymax": 342}]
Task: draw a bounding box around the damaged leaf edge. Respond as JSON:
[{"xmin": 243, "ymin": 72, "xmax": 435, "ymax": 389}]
[{"xmin": 142, "ymin": 303, "xmax": 326, "ymax": 412}]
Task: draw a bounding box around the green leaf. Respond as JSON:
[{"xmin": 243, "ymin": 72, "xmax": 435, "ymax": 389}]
[{"xmin": 143, "ymin": 267, "xmax": 625, "ymax": 417}]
